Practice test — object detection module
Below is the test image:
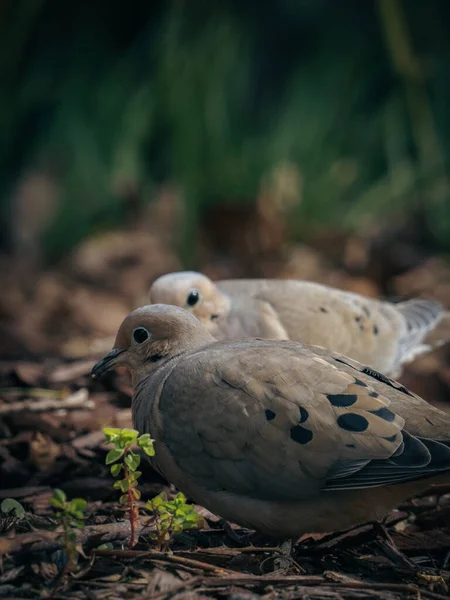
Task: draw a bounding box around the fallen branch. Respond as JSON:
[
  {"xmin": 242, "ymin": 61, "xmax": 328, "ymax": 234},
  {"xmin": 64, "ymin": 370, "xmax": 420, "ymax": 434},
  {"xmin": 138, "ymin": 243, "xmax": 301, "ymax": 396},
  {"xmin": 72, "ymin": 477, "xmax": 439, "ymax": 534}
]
[
  {"xmin": 0, "ymin": 518, "xmax": 151, "ymax": 557},
  {"xmin": 92, "ymin": 548, "xmax": 246, "ymax": 576},
  {"xmin": 184, "ymin": 576, "xmax": 449, "ymax": 600},
  {"xmin": 0, "ymin": 388, "xmax": 93, "ymax": 414}
]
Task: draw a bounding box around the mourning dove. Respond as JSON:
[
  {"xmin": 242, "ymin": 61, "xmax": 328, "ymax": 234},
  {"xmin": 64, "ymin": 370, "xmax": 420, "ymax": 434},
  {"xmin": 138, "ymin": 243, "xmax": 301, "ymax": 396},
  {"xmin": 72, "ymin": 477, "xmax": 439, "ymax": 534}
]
[
  {"xmin": 149, "ymin": 271, "xmax": 447, "ymax": 377},
  {"xmin": 91, "ymin": 304, "xmax": 450, "ymax": 540}
]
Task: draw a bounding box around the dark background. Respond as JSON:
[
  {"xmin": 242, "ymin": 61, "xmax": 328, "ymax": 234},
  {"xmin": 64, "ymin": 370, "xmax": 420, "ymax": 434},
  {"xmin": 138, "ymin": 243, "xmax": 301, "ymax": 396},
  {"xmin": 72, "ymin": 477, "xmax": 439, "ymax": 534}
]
[{"xmin": 0, "ymin": 0, "xmax": 449, "ymax": 380}]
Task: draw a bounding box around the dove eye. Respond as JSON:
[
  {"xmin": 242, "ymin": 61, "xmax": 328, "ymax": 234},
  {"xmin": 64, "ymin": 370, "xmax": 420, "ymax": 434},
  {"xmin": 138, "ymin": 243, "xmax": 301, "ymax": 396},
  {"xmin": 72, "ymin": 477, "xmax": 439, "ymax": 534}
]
[
  {"xmin": 186, "ymin": 289, "xmax": 201, "ymax": 307},
  {"xmin": 132, "ymin": 327, "xmax": 150, "ymax": 344}
]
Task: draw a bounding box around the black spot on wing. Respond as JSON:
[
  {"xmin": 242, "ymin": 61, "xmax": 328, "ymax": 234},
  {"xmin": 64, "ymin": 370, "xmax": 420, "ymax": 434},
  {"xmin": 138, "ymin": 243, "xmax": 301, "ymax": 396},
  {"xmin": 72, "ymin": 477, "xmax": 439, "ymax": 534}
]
[
  {"xmin": 265, "ymin": 409, "xmax": 276, "ymax": 421},
  {"xmin": 369, "ymin": 391, "xmax": 379, "ymax": 398},
  {"xmin": 327, "ymin": 393, "xmax": 357, "ymax": 407},
  {"xmin": 320, "ymin": 307, "xmax": 328, "ymax": 313},
  {"xmin": 426, "ymin": 418, "xmax": 434, "ymax": 426},
  {"xmin": 290, "ymin": 425, "xmax": 313, "ymax": 445},
  {"xmin": 373, "ymin": 325, "xmax": 379, "ymax": 335},
  {"xmin": 337, "ymin": 414, "xmax": 369, "ymax": 432},
  {"xmin": 369, "ymin": 407, "xmax": 396, "ymax": 422},
  {"xmin": 355, "ymin": 316, "xmax": 361, "ymax": 323},
  {"xmin": 362, "ymin": 306, "xmax": 370, "ymax": 317},
  {"xmin": 299, "ymin": 407, "xmax": 309, "ymax": 423},
  {"xmin": 354, "ymin": 379, "xmax": 367, "ymax": 387}
]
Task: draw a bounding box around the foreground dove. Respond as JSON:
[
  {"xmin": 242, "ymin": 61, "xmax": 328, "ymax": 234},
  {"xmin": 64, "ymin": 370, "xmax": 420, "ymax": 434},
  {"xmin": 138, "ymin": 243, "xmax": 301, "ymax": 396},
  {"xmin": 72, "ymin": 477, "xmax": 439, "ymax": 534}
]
[
  {"xmin": 149, "ymin": 272, "xmax": 446, "ymax": 377},
  {"xmin": 91, "ymin": 304, "xmax": 450, "ymax": 539}
]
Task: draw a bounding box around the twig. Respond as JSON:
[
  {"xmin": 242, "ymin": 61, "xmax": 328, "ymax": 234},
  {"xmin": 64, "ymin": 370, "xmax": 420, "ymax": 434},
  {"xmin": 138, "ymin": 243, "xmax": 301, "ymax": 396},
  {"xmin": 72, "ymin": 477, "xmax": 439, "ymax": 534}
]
[
  {"xmin": 1, "ymin": 387, "xmax": 67, "ymax": 398},
  {"xmin": 187, "ymin": 576, "xmax": 450, "ymax": 600},
  {"xmin": 92, "ymin": 548, "xmax": 244, "ymax": 576},
  {"xmin": 0, "ymin": 388, "xmax": 93, "ymax": 414},
  {"xmin": 0, "ymin": 518, "xmax": 153, "ymax": 557}
]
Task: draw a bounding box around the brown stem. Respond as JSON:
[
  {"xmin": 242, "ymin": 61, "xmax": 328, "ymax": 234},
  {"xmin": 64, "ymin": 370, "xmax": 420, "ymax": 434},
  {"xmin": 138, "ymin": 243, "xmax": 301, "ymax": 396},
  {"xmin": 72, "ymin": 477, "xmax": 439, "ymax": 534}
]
[{"xmin": 123, "ymin": 448, "xmax": 137, "ymax": 549}]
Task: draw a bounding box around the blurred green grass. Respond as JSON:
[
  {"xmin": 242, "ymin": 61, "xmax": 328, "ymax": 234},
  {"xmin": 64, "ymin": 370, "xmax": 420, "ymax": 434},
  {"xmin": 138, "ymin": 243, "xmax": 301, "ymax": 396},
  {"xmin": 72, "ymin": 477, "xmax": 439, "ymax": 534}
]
[{"xmin": 1, "ymin": 0, "xmax": 449, "ymax": 264}]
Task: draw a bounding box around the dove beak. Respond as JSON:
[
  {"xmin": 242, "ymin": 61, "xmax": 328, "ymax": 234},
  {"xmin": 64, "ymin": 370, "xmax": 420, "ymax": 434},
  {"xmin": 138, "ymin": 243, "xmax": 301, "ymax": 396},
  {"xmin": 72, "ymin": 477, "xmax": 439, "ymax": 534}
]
[{"xmin": 91, "ymin": 348, "xmax": 126, "ymax": 379}]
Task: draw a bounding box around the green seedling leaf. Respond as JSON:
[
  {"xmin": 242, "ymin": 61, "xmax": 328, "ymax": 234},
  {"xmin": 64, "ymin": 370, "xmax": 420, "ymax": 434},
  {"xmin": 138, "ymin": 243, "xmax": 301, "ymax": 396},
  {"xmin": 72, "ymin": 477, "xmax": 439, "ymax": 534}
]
[
  {"xmin": 1, "ymin": 498, "xmax": 25, "ymax": 519},
  {"xmin": 52, "ymin": 489, "xmax": 67, "ymax": 505},
  {"xmin": 69, "ymin": 498, "xmax": 87, "ymax": 512},
  {"xmin": 119, "ymin": 479, "xmax": 129, "ymax": 493},
  {"xmin": 106, "ymin": 448, "xmax": 124, "ymax": 464},
  {"xmin": 131, "ymin": 488, "xmax": 141, "ymax": 500},
  {"xmin": 137, "ymin": 433, "xmax": 155, "ymax": 450},
  {"xmin": 141, "ymin": 444, "xmax": 155, "ymax": 457},
  {"xmin": 119, "ymin": 429, "xmax": 139, "ymax": 445},
  {"xmin": 125, "ymin": 453, "xmax": 140, "ymax": 471},
  {"xmin": 119, "ymin": 494, "xmax": 129, "ymax": 505},
  {"xmin": 103, "ymin": 427, "xmax": 121, "ymax": 442},
  {"xmin": 147, "ymin": 497, "xmax": 162, "ymax": 510},
  {"xmin": 128, "ymin": 471, "xmax": 142, "ymax": 483},
  {"xmin": 69, "ymin": 518, "xmax": 85, "ymax": 529},
  {"xmin": 111, "ymin": 463, "xmax": 122, "ymax": 477}
]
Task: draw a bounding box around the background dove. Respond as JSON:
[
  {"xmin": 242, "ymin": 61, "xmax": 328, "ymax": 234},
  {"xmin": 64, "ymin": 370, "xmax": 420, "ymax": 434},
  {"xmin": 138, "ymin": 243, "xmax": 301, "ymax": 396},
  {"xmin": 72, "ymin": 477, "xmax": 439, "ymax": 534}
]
[
  {"xmin": 92, "ymin": 304, "xmax": 450, "ymax": 539},
  {"xmin": 149, "ymin": 271, "xmax": 447, "ymax": 377}
]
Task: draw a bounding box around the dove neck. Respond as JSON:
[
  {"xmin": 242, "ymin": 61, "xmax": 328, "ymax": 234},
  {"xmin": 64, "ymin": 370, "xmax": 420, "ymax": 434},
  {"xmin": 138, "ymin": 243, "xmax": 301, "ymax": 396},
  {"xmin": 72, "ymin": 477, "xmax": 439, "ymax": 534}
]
[{"xmin": 131, "ymin": 336, "xmax": 214, "ymax": 389}]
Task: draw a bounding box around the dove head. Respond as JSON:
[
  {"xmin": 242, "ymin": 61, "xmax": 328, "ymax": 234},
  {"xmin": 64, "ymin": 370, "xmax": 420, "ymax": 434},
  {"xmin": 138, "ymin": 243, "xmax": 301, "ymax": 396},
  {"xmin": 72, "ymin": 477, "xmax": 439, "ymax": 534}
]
[
  {"xmin": 91, "ymin": 304, "xmax": 214, "ymax": 384},
  {"xmin": 149, "ymin": 271, "xmax": 230, "ymax": 331}
]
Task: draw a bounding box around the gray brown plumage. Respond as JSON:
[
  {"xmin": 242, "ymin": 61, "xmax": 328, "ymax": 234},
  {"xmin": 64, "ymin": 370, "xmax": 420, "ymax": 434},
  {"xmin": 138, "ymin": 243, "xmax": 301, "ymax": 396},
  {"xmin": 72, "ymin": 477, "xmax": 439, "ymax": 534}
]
[
  {"xmin": 91, "ymin": 304, "xmax": 450, "ymax": 539},
  {"xmin": 149, "ymin": 271, "xmax": 447, "ymax": 377}
]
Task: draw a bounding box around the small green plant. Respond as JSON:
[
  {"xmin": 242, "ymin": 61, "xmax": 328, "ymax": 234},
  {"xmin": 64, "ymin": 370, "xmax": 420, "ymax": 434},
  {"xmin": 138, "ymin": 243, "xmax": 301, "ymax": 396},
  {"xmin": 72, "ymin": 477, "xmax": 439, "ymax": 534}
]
[
  {"xmin": 146, "ymin": 492, "xmax": 203, "ymax": 552},
  {"xmin": 1, "ymin": 498, "xmax": 26, "ymax": 520},
  {"xmin": 103, "ymin": 427, "xmax": 155, "ymax": 548},
  {"xmin": 50, "ymin": 489, "xmax": 87, "ymax": 573}
]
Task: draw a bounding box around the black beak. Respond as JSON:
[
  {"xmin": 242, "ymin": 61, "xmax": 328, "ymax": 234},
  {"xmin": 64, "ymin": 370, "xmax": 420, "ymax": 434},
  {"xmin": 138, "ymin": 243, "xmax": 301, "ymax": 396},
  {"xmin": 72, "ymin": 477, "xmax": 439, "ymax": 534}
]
[{"xmin": 91, "ymin": 349, "xmax": 125, "ymax": 379}]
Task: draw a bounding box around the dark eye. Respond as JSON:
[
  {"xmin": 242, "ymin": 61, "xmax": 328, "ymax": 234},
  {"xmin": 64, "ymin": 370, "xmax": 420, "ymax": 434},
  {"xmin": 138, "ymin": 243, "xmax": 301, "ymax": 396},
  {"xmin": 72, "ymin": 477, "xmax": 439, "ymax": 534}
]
[
  {"xmin": 132, "ymin": 327, "xmax": 150, "ymax": 344},
  {"xmin": 186, "ymin": 289, "xmax": 201, "ymax": 307}
]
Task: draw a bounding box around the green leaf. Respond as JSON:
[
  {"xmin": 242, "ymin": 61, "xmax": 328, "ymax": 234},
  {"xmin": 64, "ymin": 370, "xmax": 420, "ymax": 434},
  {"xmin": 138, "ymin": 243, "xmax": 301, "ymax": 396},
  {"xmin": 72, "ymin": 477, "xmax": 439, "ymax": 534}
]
[
  {"xmin": 147, "ymin": 499, "xmax": 160, "ymax": 510},
  {"xmin": 119, "ymin": 429, "xmax": 139, "ymax": 445},
  {"xmin": 106, "ymin": 448, "xmax": 124, "ymax": 464},
  {"xmin": 142, "ymin": 445, "xmax": 155, "ymax": 457},
  {"xmin": 131, "ymin": 488, "xmax": 141, "ymax": 500},
  {"xmin": 103, "ymin": 427, "xmax": 121, "ymax": 442},
  {"xmin": 119, "ymin": 479, "xmax": 129, "ymax": 493},
  {"xmin": 124, "ymin": 453, "xmax": 140, "ymax": 471},
  {"xmin": 52, "ymin": 489, "xmax": 67, "ymax": 505},
  {"xmin": 1, "ymin": 498, "xmax": 25, "ymax": 519},
  {"xmin": 111, "ymin": 463, "xmax": 122, "ymax": 477},
  {"xmin": 69, "ymin": 518, "xmax": 85, "ymax": 528},
  {"xmin": 137, "ymin": 433, "xmax": 155, "ymax": 448},
  {"xmin": 70, "ymin": 498, "xmax": 87, "ymax": 512},
  {"xmin": 128, "ymin": 470, "xmax": 142, "ymax": 483},
  {"xmin": 119, "ymin": 494, "xmax": 129, "ymax": 505}
]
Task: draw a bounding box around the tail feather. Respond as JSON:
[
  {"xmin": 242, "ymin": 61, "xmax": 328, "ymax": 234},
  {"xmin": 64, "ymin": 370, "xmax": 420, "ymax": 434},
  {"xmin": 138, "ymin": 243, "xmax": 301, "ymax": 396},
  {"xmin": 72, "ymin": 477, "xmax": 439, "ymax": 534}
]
[{"xmin": 396, "ymin": 299, "xmax": 445, "ymax": 364}]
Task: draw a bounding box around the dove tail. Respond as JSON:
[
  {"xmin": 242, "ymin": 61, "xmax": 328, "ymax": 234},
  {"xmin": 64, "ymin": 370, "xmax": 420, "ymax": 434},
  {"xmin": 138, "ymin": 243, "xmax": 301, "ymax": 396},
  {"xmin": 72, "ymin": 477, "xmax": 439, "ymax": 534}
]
[{"xmin": 395, "ymin": 298, "xmax": 445, "ymax": 364}]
